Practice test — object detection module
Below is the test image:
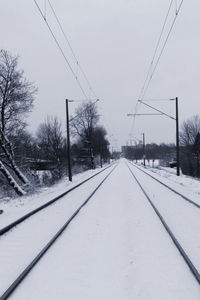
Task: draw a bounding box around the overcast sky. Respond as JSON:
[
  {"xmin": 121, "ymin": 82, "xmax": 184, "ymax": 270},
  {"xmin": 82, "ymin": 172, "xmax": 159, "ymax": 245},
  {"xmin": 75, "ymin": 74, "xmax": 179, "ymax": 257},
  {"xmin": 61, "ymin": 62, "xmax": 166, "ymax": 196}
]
[{"xmin": 0, "ymin": 0, "xmax": 200, "ymax": 149}]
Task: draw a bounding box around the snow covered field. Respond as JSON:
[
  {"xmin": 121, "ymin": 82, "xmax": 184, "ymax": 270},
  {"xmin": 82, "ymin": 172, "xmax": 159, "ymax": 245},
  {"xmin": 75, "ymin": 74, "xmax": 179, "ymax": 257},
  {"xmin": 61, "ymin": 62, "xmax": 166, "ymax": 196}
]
[{"xmin": 1, "ymin": 160, "xmax": 200, "ymax": 299}]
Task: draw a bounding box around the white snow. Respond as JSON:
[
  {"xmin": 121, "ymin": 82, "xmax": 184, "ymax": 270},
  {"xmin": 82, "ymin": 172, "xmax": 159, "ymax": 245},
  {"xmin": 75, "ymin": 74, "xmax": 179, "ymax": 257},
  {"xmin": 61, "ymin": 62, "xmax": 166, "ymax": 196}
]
[
  {"xmin": 0, "ymin": 160, "xmax": 200, "ymax": 299},
  {"xmin": 0, "ymin": 165, "xmax": 116, "ymax": 296},
  {"xmin": 0, "ymin": 165, "xmax": 111, "ymax": 229},
  {"xmin": 127, "ymin": 161, "xmax": 200, "ymax": 273},
  {"xmin": 130, "ymin": 160, "xmax": 200, "ymax": 204}
]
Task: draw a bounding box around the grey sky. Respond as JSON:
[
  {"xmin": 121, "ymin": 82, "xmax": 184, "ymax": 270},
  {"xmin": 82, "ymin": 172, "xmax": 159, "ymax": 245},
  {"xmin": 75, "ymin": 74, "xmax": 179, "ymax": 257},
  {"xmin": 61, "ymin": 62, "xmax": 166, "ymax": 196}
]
[{"xmin": 0, "ymin": 0, "xmax": 200, "ymax": 149}]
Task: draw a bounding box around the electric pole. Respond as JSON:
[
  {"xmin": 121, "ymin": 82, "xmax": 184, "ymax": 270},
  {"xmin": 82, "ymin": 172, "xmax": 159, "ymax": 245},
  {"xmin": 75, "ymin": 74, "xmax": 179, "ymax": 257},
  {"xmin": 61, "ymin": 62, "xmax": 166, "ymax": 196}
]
[
  {"xmin": 128, "ymin": 97, "xmax": 181, "ymax": 176},
  {"xmin": 142, "ymin": 133, "xmax": 146, "ymax": 167},
  {"xmin": 66, "ymin": 99, "xmax": 72, "ymax": 181},
  {"xmin": 176, "ymin": 97, "xmax": 180, "ymax": 176}
]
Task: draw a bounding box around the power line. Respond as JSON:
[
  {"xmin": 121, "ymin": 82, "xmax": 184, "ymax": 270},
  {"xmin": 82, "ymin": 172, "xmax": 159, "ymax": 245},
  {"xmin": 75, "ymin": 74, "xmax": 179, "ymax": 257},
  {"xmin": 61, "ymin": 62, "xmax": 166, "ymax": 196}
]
[
  {"xmin": 47, "ymin": 0, "xmax": 98, "ymax": 99},
  {"xmin": 69, "ymin": 99, "xmax": 99, "ymax": 123},
  {"xmin": 43, "ymin": 2, "xmax": 114, "ymax": 141},
  {"xmin": 129, "ymin": 0, "xmax": 184, "ymax": 139},
  {"xmin": 139, "ymin": 0, "xmax": 174, "ymax": 100},
  {"xmin": 129, "ymin": 0, "xmax": 174, "ymax": 140},
  {"xmin": 33, "ymin": 0, "xmax": 89, "ymax": 99},
  {"xmin": 141, "ymin": 0, "xmax": 184, "ymax": 99}
]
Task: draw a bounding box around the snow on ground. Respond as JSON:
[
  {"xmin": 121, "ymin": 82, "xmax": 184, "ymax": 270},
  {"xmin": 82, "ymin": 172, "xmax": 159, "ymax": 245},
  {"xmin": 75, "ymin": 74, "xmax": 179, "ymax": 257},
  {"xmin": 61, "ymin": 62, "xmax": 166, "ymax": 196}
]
[
  {"xmin": 0, "ymin": 165, "xmax": 116, "ymax": 296},
  {"xmin": 131, "ymin": 160, "xmax": 200, "ymax": 204},
  {"xmin": 6, "ymin": 160, "xmax": 200, "ymax": 300},
  {"xmin": 127, "ymin": 161, "xmax": 200, "ymax": 273},
  {"xmin": 0, "ymin": 164, "xmax": 111, "ymax": 229},
  {"xmin": 1, "ymin": 160, "xmax": 200, "ymax": 299}
]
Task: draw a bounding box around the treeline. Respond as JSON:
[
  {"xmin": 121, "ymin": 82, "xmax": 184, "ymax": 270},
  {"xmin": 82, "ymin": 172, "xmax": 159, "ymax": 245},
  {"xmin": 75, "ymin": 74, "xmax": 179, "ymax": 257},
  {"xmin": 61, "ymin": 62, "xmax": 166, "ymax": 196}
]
[
  {"xmin": 124, "ymin": 114, "xmax": 200, "ymax": 178},
  {"xmin": 180, "ymin": 115, "xmax": 200, "ymax": 177},
  {"xmin": 123, "ymin": 143, "xmax": 176, "ymax": 162},
  {"xmin": 0, "ymin": 50, "xmax": 110, "ymax": 197}
]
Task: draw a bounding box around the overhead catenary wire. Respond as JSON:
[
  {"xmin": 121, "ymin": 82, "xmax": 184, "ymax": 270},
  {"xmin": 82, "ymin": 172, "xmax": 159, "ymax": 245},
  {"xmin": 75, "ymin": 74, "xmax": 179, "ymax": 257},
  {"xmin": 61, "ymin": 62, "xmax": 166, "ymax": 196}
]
[
  {"xmin": 47, "ymin": 0, "xmax": 98, "ymax": 99},
  {"xmin": 141, "ymin": 0, "xmax": 184, "ymax": 99},
  {"xmin": 129, "ymin": 0, "xmax": 184, "ymax": 139},
  {"xmin": 129, "ymin": 0, "xmax": 174, "ymax": 140},
  {"xmin": 33, "ymin": 1, "xmax": 121, "ymax": 148},
  {"xmin": 139, "ymin": 0, "xmax": 174, "ymax": 100},
  {"xmin": 33, "ymin": 0, "xmax": 89, "ymax": 100},
  {"xmin": 69, "ymin": 99, "xmax": 99, "ymax": 123}
]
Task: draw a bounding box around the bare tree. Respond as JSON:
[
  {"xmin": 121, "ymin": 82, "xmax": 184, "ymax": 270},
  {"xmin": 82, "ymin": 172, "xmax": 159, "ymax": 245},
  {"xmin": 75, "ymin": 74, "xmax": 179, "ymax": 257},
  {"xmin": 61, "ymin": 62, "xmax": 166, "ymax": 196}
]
[
  {"xmin": 70, "ymin": 102, "xmax": 112, "ymax": 167},
  {"xmin": 0, "ymin": 49, "xmax": 36, "ymax": 195},
  {"xmin": 70, "ymin": 101, "xmax": 99, "ymax": 166},
  {"xmin": 0, "ymin": 50, "xmax": 36, "ymax": 133},
  {"xmin": 70, "ymin": 101, "xmax": 99, "ymax": 139},
  {"xmin": 36, "ymin": 116, "xmax": 64, "ymax": 161},
  {"xmin": 36, "ymin": 116, "xmax": 65, "ymax": 180},
  {"xmin": 180, "ymin": 115, "xmax": 200, "ymax": 146},
  {"xmin": 180, "ymin": 115, "xmax": 200, "ymax": 177}
]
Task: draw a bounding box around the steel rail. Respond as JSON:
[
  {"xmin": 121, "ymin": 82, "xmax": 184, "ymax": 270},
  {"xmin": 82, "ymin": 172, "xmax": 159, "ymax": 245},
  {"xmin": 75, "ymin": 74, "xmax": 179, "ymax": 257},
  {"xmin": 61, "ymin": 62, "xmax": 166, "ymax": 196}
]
[
  {"xmin": 0, "ymin": 163, "xmax": 115, "ymax": 236},
  {"xmin": 126, "ymin": 162, "xmax": 200, "ymax": 285},
  {"xmin": 128, "ymin": 160, "xmax": 200, "ymax": 209},
  {"xmin": 0, "ymin": 163, "xmax": 118, "ymax": 300}
]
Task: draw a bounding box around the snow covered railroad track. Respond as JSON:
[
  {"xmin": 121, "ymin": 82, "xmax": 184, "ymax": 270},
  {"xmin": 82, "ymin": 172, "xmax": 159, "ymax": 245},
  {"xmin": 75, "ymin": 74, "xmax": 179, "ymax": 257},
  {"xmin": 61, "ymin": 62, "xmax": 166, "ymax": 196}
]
[
  {"xmin": 0, "ymin": 164, "xmax": 114, "ymax": 237},
  {"xmin": 0, "ymin": 164, "xmax": 117, "ymax": 300},
  {"xmin": 128, "ymin": 160, "xmax": 200, "ymax": 209},
  {"xmin": 1, "ymin": 160, "xmax": 200, "ymax": 299},
  {"xmin": 126, "ymin": 162, "xmax": 200, "ymax": 286}
]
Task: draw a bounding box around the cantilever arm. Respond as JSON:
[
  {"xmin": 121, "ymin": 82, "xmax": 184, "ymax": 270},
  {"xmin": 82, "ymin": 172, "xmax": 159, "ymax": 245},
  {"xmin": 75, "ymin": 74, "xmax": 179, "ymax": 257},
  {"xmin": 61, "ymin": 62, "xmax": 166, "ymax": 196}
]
[{"xmin": 138, "ymin": 100, "xmax": 175, "ymax": 120}]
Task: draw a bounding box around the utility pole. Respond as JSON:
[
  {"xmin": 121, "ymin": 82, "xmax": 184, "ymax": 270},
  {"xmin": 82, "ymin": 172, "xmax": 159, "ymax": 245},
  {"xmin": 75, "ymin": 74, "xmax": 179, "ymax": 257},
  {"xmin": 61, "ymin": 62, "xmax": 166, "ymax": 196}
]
[
  {"xmin": 66, "ymin": 99, "xmax": 72, "ymax": 181},
  {"xmin": 176, "ymin": 97, "xmax": 180, "ymax": 176},
  {"xmin": 128, "ymin": 97, "xmax": 181, "ymax": 176},
  {"xmin": 142, "ymin": 133, "xmax": 146, "ymax": 167},
  {"xmin": 100, "ymin": 143, "xmax": 103, "ymax": 168}
]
